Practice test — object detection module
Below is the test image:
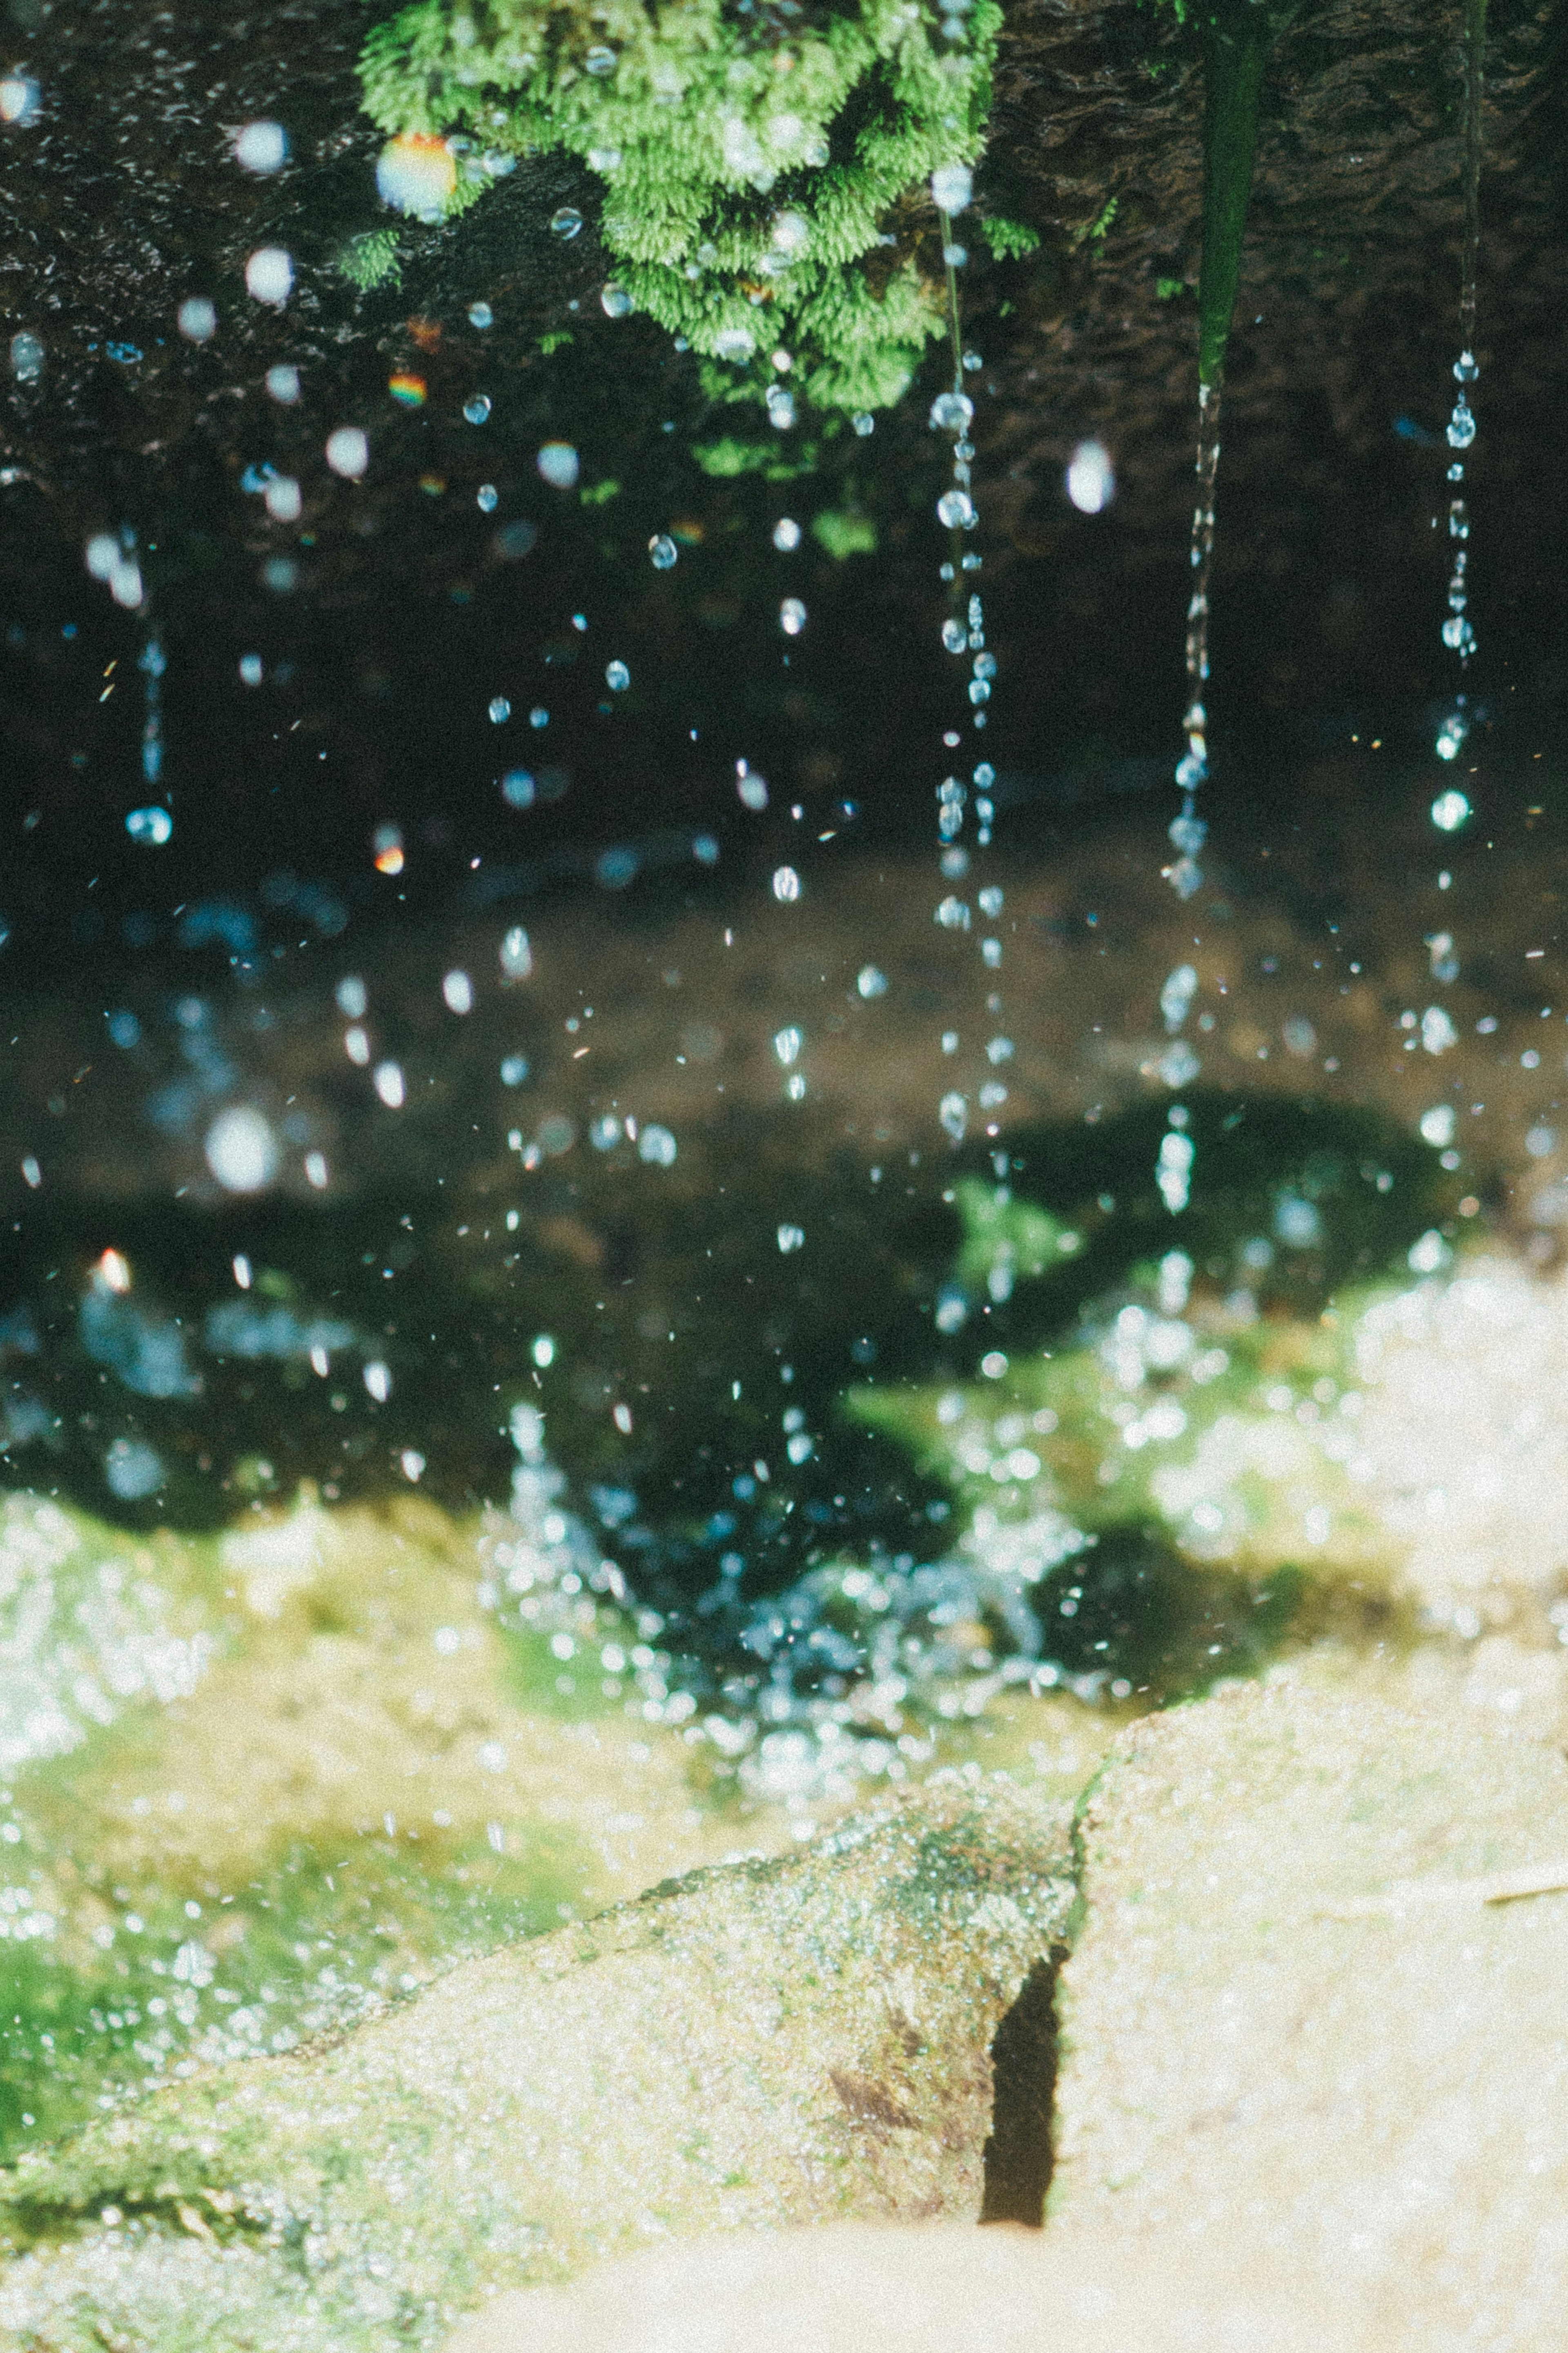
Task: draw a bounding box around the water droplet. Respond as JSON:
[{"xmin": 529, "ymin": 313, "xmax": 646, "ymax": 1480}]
[
  {"xmin": 852, "ymin": 412, "xmax": 875, "ymax": 437},
  {"xmin": 1066, "ymin": 439, "xmax": 1114, "ymax": 514},
  {"xmin": 638, "ymin": 1124, "xmax": 677, "ymax": 1166},
  {"xmin": 766, "ymin": 385, "xmax": 796, "ymax": 430},
  {"xmin": 238, "ymin": 653, "xmax": 263, "ymax": 687},
  {"xmin": 772, "ymin": 865, "xmax": 801, "ymax": 902},
  {"xmin": 500, "ymin": 926, "xmax": 533, "ymax": 979},
  {"xmin": 325, "ymin": 426, "xmax": 369, "ymax": 479},
  {"xmin": 601, "ymin": 283, "xmax": 634, "ymax": 318},
  {"xmin": 177, "ymin": 297, "xmax": 217, "ymax": 343},
  {"xmin": 777, "ymin": 1224, "xmax": 805, "ymax": 1254},
  {"xmin": 376, "ymin": 131, "xmax": 456, "ymax": 219},
  {"xmin": 715, "ymin": 326, "xmax": 755, "ymax": 363},
  {"xmin": 1446, "ymin": 399, "xmax": 1477, "ymax": 450},
  {"xmin": 364, "ymin": 1360, "xmax": 392, "ymax": 1403},
  {"xmin": 780, "ymin": 598, "xmax": 807, "ymax": 635},
  {"xmin": 204, "ymin": 1106, "xmax": 279, "ymax": 1193},
  {"xmin": 266, "ymin": 363, "xmax": 300, "ymax": 403},
  {"xmin": 857, "ymin": 964, "xmax": 888, "ymax": 998},
  {"xmin": 477, "ymin": 483, "xmax": 498, "ymax": 512},
  {"xmin": 929, "ymin": 391, "xmax": 973, "ymax": 435},
  {"xmin": 773, "ymin": 1026, "xmax": 802, "ymax": 1066},
  {"xmin": 1168, "ymin": 811, "xmax": 1207, "ymax": 856},
  {"xmin": 773, "ymin": 517, "xmax": 801, "ymax": 551},
  {"xmin": 488, "ymin": 695, "xmax": 512, "ymax": 723},
  {"xmin": 605, "ymin": 660, "xmax": 630, "ymax": 691},
  {"xmin": 1454, "ymin": 349, "xmax": 1479, "ymax": 384},
  {"xmin": 1420, "ymin": 1104, "xmax": 1457, "ymax": 1147},
  {"xmin": 244, "ymin": 245, "xmax": 293, "ymax": 305},
  {"xmin": 1421, "ymin": 1005, "xmax": 1458, "ymax": 1055},
  {"xmin": 1408, "ymin": 1229, "xmax": 1451, "ymax": 1276},
  {"xmin": 737, "ymin": 765, "xmax": 768, "ymax": 811},
  {"xmin": 931, "ymin": 161, "xmax": 973, "ymax": 213},
  {"xmin": 442, "ymin": 970, "xmax": 474, "ymax": 1015},
  {"xmin": 468, "ymin": 300, "xmax": 494, "ymax": 328},
  {"xmin": 502, "ymin": 769, "xmax": 535, "ymax": 808},
  {"xmin": 939, "ymin": 1091, "xmax": 968, "ymax": 1142},
  {"xmin": 1160, "ymin": 964, "xmax": 1197, "ymax": 1032},
  {"xmin": 550, "ymin": 207, "xmax": 584, "ymax": 239},
  {"xmin": 106, "ymin": 1439, "xmax": 163, "ymax": 1501},
  {"xmin": 537, "ymin": 442, "xmax": 580, "ymax": 488},
  {"xmin": 234, "ymin": 120, "xmax": 287, "ymax": 175},
  {"xmin": 125, "ymin": 806, "xmax": 172, "ymax": 846},
  {"xmin": 265, "ymin": 475, "xmax": 302, "ymax": 522},
  {"xmin": 335, "ymin": 976, "xmax": 368, "ymax": 1018},
  {"xmin": 648, "ymin": 533, "xmax": 677, "ymax": 569},
  {"xmin": 463, "ymin": 393, "xmax": 492, "ymax": 425},
  {"xmin": 942, "ymin": 617, "xmax": 967, "ymax": 653},
  {"xmin": 0, "ymin": 75, "xmax": 40, "ymax": 125},
  {"xmin": 373, "ymin": 1061, "xmax": 406, "ymax": 1108},
  {"xmin": 936, "ymin": 488, "xmax": 974, "ymax": 529},
  {"xmin": 9, "ymin": 330, "xmax": 42, "ymax": 382},
  {"xmin": 585, "ymin": 42, "xmax": 617, "ymax": 71}
]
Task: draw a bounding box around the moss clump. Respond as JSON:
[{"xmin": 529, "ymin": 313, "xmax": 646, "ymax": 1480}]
[
  {"xmin": 335, "ymin": 227, "xmax": 405, "ymax": 291},
  {"xmin": 358, "ymin": 0, "xmax": 1013, "ymax": 415}
]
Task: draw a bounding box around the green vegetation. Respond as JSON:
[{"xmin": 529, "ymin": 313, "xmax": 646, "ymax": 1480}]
[
  {"xmin": 357, "ymin": 0, "xmax": 1022, "ymax": 415},
  {"xmin": 1196, "ymin": 1, "xmax": 1301, "ymax": 388},
  {"xmin": 846, "ymin": 1096, "xmax": 1462, "ymax": 1694},
  {"xmin": 811, "ymin": 507, "xmax": 878, "ymax": 557}
]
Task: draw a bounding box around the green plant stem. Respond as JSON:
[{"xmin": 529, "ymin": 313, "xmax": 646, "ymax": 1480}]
[{"xmin": 1197, "ymin": 2, "xmax": 1298, "ymax": 390}]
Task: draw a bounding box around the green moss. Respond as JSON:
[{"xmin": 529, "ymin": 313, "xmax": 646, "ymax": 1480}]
[
  {"xmin": 356, "ymin": 0, "xmax": 1028, "ymax": 415},
  {"xmin": 810, "ymin": 508, "xmax": 877, "ymax": 558},
  {"xmin": 335, "ymin": 227, "xmax": 404, "ymax": 290}
]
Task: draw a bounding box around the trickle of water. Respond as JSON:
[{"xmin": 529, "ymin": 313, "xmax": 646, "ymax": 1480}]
[
  {"xmin": 1163, "ymin": 388, "xmax": 1220, "ymax": 902},
  {"xmin": 1432, "ymin": 0, "xmax": 1487, "ymax": 772}
]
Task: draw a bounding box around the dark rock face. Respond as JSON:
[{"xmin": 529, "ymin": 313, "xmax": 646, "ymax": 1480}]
[{"xmin": 0, "ymin": 0, "xmax": 1563, "ymax": 904}]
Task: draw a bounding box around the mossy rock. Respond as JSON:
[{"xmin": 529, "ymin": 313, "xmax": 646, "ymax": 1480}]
[{"xmin": 0, "ymin": 1778, "xmax": 1071, "ymax": 2351}]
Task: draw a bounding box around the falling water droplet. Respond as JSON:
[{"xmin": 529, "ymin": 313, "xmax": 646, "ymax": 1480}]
[
  {"xmin": 550, "ymin": 207, "xmax": 583, "ymax": 239},
  {"xmin": 1066, "ymin": 439, "xmax": 1115, "ymax": 513},
  {"xmin": 244, "ymin": 246, "xmax": 293, "ymax": 305},
  {"xmin": 648, "ymin": 534, "xmax": 677, "ymax": 570}
]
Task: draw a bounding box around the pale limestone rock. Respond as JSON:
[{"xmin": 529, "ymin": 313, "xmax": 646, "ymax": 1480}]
[
  {"xmin": 445, "ymin": 2219, "xmax": 1385, "ymax": 2353},
  {"xmin": 1051, "ymin": 1670, "xmax": 1568, "ymax": 2351}
]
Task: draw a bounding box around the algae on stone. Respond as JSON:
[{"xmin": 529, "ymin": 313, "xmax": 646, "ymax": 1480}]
[
  {"xmin": 0, "ymin": 1489, "xmax": 805, "ymax": 2163},
  {"xmin": 0, "ymin": 1778, "xmax": 1072, "ymax": 2352}
]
